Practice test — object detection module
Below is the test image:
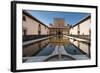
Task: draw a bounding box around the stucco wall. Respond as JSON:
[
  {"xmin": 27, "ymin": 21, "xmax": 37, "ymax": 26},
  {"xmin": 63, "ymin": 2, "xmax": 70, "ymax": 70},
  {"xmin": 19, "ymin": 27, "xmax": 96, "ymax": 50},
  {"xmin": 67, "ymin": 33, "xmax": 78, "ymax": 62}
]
[
  {"xmin": 22, "ymin": 14, "xmax": 49, "ymax": 35},
  {"xmin": 23, "ymin": 14, "xmax": 38, "ymax": 35},
  {"xmin": 41, "ymin": 24, "xmax": 48, "ymax": 35},
  {"xmin": 70, "ymin": 26, "xmax": 78, "ymax": 35},
  {"xmin": 79, "ymin": 18, "xmax": 91, "ymax": 35},
  {"xmin": 70, "ymin": 17, "xmax": 91, "ymax": 35}
]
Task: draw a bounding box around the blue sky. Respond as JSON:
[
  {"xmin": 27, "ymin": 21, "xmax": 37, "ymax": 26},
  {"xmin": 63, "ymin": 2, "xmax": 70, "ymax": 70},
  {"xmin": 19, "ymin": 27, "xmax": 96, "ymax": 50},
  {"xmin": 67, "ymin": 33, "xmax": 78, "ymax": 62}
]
[{"xmin": 27, "ymin": 10, "xmax": 90, "ymax": 26}]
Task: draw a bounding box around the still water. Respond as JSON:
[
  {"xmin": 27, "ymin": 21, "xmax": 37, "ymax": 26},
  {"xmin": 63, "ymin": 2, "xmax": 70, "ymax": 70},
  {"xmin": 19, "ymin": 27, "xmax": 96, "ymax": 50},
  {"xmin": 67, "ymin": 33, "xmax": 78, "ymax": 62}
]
[{"xmin": 23, "ymin": 36, "xmax": 90, "ymax": 62}]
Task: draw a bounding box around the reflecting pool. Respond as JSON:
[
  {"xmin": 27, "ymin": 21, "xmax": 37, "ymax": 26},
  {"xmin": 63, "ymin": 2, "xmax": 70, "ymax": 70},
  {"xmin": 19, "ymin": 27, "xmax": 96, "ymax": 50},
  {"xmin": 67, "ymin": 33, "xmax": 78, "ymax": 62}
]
[{"xmin": 23, "ymin": 35, "xmax": 90, "ymax": 63}]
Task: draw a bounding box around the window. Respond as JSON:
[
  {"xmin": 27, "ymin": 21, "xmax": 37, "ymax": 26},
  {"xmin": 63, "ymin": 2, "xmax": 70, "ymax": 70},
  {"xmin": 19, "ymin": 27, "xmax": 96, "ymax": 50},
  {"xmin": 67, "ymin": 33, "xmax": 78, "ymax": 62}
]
[
  {"xmin": 38, "ymin": 24, "xmax": 41, "ymax": 35},
  {"xmin": 23, "ymin": 16, "xmax": 26, "ymax": 21},
  {"xmin": 23, "ymin": 29, "xmax": 27, "ymax": 35}
]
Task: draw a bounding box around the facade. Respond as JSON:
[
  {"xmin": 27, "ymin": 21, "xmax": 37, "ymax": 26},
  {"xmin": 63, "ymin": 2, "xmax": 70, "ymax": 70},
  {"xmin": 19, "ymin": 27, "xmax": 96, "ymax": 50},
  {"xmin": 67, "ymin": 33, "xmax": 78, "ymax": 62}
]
[
  {"xmin": 49, "ymin": 18, "xmax": 70, "ymax": 35},
  {"xmin": 22, "ymin": 10, "xmax": 49, "ymax": 36},
  {"xmin": 70, "ymin": 15, "xmax": 91, "ymax": 36}
]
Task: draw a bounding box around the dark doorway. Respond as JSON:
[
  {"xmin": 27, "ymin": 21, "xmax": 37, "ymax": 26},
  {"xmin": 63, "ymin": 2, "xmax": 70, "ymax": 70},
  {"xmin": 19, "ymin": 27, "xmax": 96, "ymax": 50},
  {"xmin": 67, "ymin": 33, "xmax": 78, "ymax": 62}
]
[
  {"xmin": 38, "ymin": 31, "xmax": 41, "ymax": 35},
  {"xmin": 57, "ymin": 30, "xmax": 62, "ymax": 35}
]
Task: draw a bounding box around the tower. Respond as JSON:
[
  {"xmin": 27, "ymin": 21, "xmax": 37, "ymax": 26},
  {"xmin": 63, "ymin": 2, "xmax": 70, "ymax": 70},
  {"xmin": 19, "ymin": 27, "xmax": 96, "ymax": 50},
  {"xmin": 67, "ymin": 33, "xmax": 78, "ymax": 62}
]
[{"xmin": 53, "ymin": 18, "xmax": 65, "ymax": 27}]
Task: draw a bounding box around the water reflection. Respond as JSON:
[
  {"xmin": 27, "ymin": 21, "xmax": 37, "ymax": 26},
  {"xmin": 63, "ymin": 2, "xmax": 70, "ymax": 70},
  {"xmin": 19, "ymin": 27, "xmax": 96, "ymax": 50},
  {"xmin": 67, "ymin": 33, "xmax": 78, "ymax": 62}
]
[
  {"xmin": 36, "ymin": 44, "xmax": 55, "ymax": 56},
  {"xmin": 23, "ymin": 36, "xmax": 90, "ymax": 62},
  {"xmin": 69, "ymin": 39, "xmax": 90, "ymax": 58},
  {"xmin": 64, "ymin": 44, "xmax": 83, "ymax": 55},
  {"xmin": 23, "ymin": 39, "xmax": 49, "ymax": 57},
  {"xmin": 49, "ymin": 35, "xmax": 70, "ymax": 45}
]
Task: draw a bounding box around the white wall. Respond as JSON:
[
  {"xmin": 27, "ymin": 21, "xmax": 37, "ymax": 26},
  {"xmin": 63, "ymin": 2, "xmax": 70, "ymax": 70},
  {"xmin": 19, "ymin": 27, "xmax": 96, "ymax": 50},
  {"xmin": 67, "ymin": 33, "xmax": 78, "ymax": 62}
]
[
  {"xmin": 70, "ymin": 17, "xmax": 91, "ymax": 35},
  {"xmin": 70, "ymin": 26, "xmax": 78, "ymax": 35},
  {"xmin": 80, "ymin": 18, "xmax": 91, "ymax": 35}
]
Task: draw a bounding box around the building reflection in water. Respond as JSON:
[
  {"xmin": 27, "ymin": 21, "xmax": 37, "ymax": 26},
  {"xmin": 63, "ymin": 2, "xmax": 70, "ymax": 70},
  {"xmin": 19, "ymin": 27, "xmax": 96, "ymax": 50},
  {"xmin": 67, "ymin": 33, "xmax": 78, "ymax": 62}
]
[
  {"xmin": 69, "ymin": 39, "xmax": 90, "ymax": 58},
  {"xmin": 23, "ymin": 39, "xmax": 49, "ymax": 57},
  {"xmin": 23, "ymin": 36, "xmax": 90, "ymax": 62}
]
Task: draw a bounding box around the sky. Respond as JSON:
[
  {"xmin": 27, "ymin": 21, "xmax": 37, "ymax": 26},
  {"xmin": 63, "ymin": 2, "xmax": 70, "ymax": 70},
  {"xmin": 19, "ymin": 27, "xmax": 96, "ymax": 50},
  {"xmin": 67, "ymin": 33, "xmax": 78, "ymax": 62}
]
[{"xmin": 27, "ymin": 10, "xmax": 90, "ymax": 26}]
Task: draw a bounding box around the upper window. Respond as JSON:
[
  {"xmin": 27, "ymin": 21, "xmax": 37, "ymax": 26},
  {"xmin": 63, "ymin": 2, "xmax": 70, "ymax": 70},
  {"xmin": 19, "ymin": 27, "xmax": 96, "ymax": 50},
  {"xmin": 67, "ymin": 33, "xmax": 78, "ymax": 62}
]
[{"xmin": 23, "ymin": 16, "xmax": 26, "ymax": 21}]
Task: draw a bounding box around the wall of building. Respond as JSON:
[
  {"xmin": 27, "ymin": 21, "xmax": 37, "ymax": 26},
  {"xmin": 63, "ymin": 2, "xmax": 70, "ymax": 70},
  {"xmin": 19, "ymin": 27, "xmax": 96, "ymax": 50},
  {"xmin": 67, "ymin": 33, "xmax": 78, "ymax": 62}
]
[
  {"xmin": 70, "ymin": 16, "xmax": 91, "ymax": 35},
  {"xmin": 41, "ymin": 24, "xmax": 48, "ymax": 35},
  {"xmin": 70, "ymin": 25, "xmax": 78, "ymax": 35},
  {"xmin": 54, "ymin": 18, "xmax": 65, "ymax": 27},
  {"xmin": 80, "ymin": 18, "xmax": 91, "ymax": 35},
  {"xmin": 22, "ymin": 13, "xmax": 49, "ymax": 35},
  {"xmin": 23, "ymin": 14, "xmax": 38, "ymax": 35},
  {"xmin": 63, "ymin": 29, "xmax": 69, "ymax": 35},
  {"xmin": 50, "ymin": 18, "xmax": 70, "ymax": 35}
]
